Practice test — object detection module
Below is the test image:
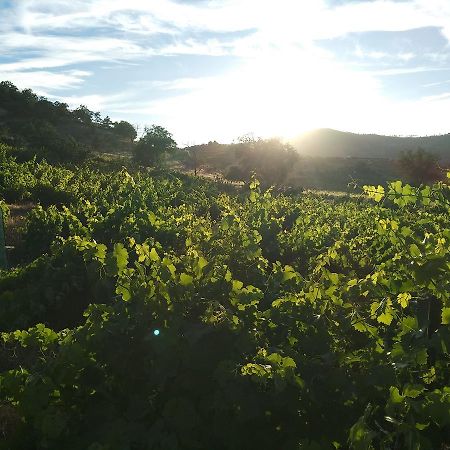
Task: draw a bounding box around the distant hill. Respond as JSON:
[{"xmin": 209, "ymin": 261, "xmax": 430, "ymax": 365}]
[
  {"xmin": 178, "ymin": 132, "xmax": 449, "ymax": 191},
  {"xmin": 291, "ymin": 128, "xmax": 450, "ymax": 160},
  {"xmin": 177, "ymin": 138, "xmax": 405, "ymax": 191}
]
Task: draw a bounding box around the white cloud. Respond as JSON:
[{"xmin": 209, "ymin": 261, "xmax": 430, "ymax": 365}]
[
  {"xmin": 0, "ymin": 69, "xmax": 91, "ymax": 92},
  {"xmin": 55, "ymin": 94, "xmax": 115, "ymax": 111},
  {"xmin": 3, "ymin": 0, "xmax": 450, "ymax": 72},
  {"xmin": 5, "ymin": 0, "xmax": 450, "ymax": 44},
  {"xmin": 421, "ymin": 91, "xmax": 450, "ymax": 102},
  {"xmin": 423, "ymin": 78, "xmax": 450, "ymax": 87},
  {"xmin": 371, "ymin": 66, "xmax": 450, "ymax": 76}
]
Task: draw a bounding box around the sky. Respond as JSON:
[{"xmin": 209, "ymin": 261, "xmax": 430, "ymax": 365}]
[{"xmin": 1, "ymin": 0, "xmax": 450, "ymax": 145}]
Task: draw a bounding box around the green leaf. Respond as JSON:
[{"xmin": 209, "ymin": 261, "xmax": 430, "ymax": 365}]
[
  {"xmin": 328, "ymin": 272, "xmax": 339, "ymax": 285},
  {"xmin": 403, "ymin": 384, "xmax": 424, "ymax": 398},
  {"xmin": 116, "ymin": 285, "xmax": 131, "ymax": 301},
  {"xmin": 409, "ymin": 244, "xmax": 421, "ymax": 258},
  {"xmin": 197, "ymin": 256, "xmax": 208, "ymax": 270},
  {"xmin": 267, "ymin": 353, "xmax": 282, "ymax": 365},
  {"xmin": 162, "ymin": 257, "xmax": 176, "ymax": 277},
  {"xmin": 282, "ymin": 266, "xmax": 296, "ymax": 282},
  {"xmin": 150, "ymin": 247, "xmax": 160, "ymax": 261},
  {"xmin": 401, "ymin": 226, "xmax": 413, "ymax": 237},
  {"xmin": 402, "ymin": 184, "xmax": 413, "ymax": 196},
  {"xmin": 241, "ymin": 363, "xmax": 270, "ymax": 377},
  {"xmin": 389, "ymin": 386, "xmax": 404, "ymax": 404},
  {"xmin": 232, "ymin": 280, "xmax": 244, "ymax": 291},
  {"xmin": 370, "ymin": 301, "xmax": 381, "ymax": 318},
  {"xmin": 399, "ymin": 316, "xmax": 418, "ymax": 335},
  {"xmin": 180, "ymin": 273, "xmax": 193, "ymax": 286},
  {"xmin": 377, "ymin": 312, "xmax": 393, "ymax": 325},
  {"xmin": 392, "ymin": 180, "xmax": 403, "ymax": 193},
  {"xmin": 397, "ymin": 292, "xmax": 411, "ymax": 309},
  {"xmin": 249, "ymin": 179, "xmax": 260, "ymax": 190},
  {"xmin": 390, "ymin": 220, "xmax": 399, "ymax": 231},
  {"xmin": 282, "ymin": 357, "xmax": 296, "ymax": 369},
  {"xmin": 95, "ymin": 244, "xmax": 107, "ymax": 262},
  {"xmin": 113, "ymin": 243, "xmax": 128, "ymax": 273},
  {"xmin": 422, "ymin": 367, "xmax": 436, "ymax": 384},
  {"xmin": 353, "ymin": 321, "xmax": 368, "ymax": 333},
  {"xmin": 441, "ymin": 307, "xmax": 450, "ymax": 325},
  {"xmin": 416, "ymin": 348, "xmax": 428, "ymax": 365},
  {"xmin": 148, "ymin": 211, "xmax": 157, "ymax": 225},
  {"xmin": 373, "ymin": 185, "xmax": 385, "ymax": 202}
]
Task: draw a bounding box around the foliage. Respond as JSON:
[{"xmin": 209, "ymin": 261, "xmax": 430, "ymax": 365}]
[
  {"xmin": 0, "ymin": 199, "xmax": 9, "ymax": 221},
  {"xmin": 113, "ymin": 121, "xmax": 137, "ymax": 142},
  {"xmin": 133, "ymin": 125, "xmax": 177, "ymax": 166},
  {"xmin": 0, "ymin": 146, "xmax": 449, "ymax": 449},
  {"xmin": 398, "ymin": 147, "xmax": 441, "ymax": 184},
  {"xmin": 0, "ymin": 81, "xmax": 135, "ymax": 162},
  {"xmin": 183, "ymin": 137, "xmax": 299, "ymax": 186},
  {"xmin": 181, "ymin": 133, "xmax": 450, "ymax": 191}
]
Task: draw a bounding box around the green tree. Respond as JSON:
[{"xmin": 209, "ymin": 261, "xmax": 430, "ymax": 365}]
[
  {"xmin": 113, "ymin": 120, "xmax": 137, "ymax": 143},
  {"xmin": 73, "ymin": 105, "xmax": 94, "ymax": 124},
  {"xmin": 133, "ymin": 125, "xmax": 177, "ymax": 166},
  {"xmin": 101, "ymin": 115, "xmax": 113, "ymax": 129},
  {"xmin": 398, "ymin": 147, "xmax": 440, "ymax": 184}
]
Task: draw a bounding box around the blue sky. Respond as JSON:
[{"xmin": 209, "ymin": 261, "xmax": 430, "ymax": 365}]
[{"xmin": 1, "ymin": 0, "xmax": 450, "ymax": 144}]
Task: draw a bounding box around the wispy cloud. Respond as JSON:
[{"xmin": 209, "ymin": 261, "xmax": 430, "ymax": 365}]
[
  {"xmin": 3, "ymin": 0, "xmax": 450, "ymax": 71},
  {"xmin": 371, "ymin": 66, "xmax": 450, "ymax": 76},
  {"xmin": 0, "ymin": 69, "xmax": 91, "ymax": 92},
  {"xmin": 421, "ymin": 91, "xmax": 450, "ymax": 102}
]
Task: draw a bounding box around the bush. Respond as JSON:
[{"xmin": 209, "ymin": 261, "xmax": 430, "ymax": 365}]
[
  {"xmin": 225, "ymin": 165, "xmax": 246, "ymax": 181},
  {"xmin": 133, "ymin": 125, "xmax": 177, "ymax": 166}
]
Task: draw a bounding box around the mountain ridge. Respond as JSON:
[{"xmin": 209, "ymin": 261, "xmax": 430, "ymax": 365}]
[{"xmin": 290, "ymin": 128, "xmax": 450, "ymax": 159}]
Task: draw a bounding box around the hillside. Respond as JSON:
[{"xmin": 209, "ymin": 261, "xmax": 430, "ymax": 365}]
[
  {"xmin": 178, "ymin": 138, "xmax": 446, "ymax": 191},
  {"xmin": 1, "ymin": 81, "xmax": 447, "ymax": 190},
  {"xmin": 0, "ymin": 81, "xmax": 136, "ymax": 162},
  {"xmin": 291, "ymin": 128, "xmax": 450, "ymax": 159}
]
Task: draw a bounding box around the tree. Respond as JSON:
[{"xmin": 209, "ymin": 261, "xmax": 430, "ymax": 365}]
[
  {"xmin": 73, "ymin": 105, "xmax": 94, "ymax": 124},
  {"xmin": 101, "ymin": 116, "xmax": 113, "ymax": 129},
  {"xmin": 398, "ymin": 147, "xmax": 440, "ymax": 184},
  {"xmin": 113, "ymin": 121, "xmax": 137, "ymax": 143},
  {"xmin": 133, "ymin": 125, "xmax": 177, "ymax": 166},
  {"xmin": 184, "ymin": 145, "xmax": 202, "ymax": 175}
]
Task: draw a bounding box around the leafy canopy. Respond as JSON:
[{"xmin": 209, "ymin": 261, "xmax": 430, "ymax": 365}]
[{"xmin": 133, "ymin": 124, "xmax": 177, "ymax": 166}]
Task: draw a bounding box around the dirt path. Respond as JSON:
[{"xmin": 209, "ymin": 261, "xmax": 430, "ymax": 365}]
[{"xmin": 171, "ymin": 163, "xmax": 244, "ymax": 187}]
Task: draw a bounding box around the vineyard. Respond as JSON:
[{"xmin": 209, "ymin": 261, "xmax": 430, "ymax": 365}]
[{"xmin": 0, "ymin": 141, "xmax": 449, "ymax": 449}]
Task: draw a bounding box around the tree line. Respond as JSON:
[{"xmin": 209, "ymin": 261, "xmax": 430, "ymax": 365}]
[
  {"xmin": 0, "ymin": 81, "xmax": 137, "ymax": 162},
  {"xmin": 0, "ymin": 81, "xmax": 446, "ymax": 188}
]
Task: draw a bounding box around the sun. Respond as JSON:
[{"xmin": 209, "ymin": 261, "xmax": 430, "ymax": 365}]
[
  {"xmin": 204, "ymin": 49, "xmax": 384, "ymax": 141},
  {"xmin": 219, "ymin": 53, "xmax": 324, "ymax": 139},
  {"xmin": 156, "ymin": 48, "xmax": 385, "ymax": 144}
]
